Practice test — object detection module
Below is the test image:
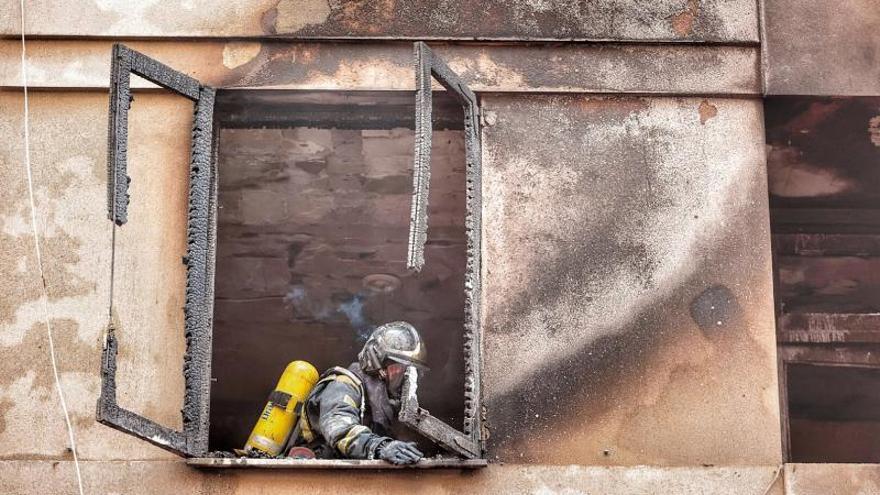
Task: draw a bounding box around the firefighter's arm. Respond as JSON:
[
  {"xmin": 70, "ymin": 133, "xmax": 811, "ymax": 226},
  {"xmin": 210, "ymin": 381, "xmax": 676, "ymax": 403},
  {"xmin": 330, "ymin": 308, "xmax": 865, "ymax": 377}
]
[{"xmin": 316, "ymin": 378, "xmax": 389, "ymax": 459}]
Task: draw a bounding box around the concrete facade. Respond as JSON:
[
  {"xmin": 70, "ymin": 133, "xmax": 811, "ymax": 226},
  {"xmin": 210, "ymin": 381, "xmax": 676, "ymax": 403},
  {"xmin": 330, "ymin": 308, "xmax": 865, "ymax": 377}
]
[{"xmin": 1, "ymin": 0, "xmax": 878, "ymax": 493}]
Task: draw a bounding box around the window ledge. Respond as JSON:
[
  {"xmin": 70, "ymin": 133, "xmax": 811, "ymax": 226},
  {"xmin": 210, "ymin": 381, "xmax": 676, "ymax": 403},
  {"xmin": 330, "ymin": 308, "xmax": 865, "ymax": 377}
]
[{"xmin": 187, "ymin": 457, "xmax": 488, "ymax": 469}]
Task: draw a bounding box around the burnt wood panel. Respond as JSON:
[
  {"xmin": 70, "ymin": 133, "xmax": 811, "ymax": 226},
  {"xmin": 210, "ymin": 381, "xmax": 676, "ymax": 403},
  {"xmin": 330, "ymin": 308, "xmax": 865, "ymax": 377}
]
[
  {"xmin": 99, "ymin": 44, "xmax": 216, "ymax": 458},
  {"xmin": 406, "ymin": 42, "xmax": 484, "ymax": 452}
]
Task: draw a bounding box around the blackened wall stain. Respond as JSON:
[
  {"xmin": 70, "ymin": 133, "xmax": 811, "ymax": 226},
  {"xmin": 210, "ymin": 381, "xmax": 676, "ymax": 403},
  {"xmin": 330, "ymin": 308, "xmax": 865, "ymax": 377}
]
[
  {"xmin": 485, "ymin": 224, "xmax": 771, "ymax": 463},
  {"xmin": 258, "ymin": 0, "xmax": 754, "ymax": 42},
  {"xmin": 690, "ymin": 285, "xmax": 739, "ymax": 333}
]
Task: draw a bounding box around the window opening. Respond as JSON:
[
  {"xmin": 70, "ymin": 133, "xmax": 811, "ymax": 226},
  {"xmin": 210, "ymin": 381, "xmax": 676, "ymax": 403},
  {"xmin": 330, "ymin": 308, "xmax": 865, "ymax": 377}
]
[
  {"xmin": 208, "ymin": 89, "xmax": 473, "ymax": 460},
  {"xmin": 405, "ymin": 42, "xmax": 484, "ymax": 455},
  {"xmin": 766, "ymin": 96, "xmax": 880, "ymax": 462}
]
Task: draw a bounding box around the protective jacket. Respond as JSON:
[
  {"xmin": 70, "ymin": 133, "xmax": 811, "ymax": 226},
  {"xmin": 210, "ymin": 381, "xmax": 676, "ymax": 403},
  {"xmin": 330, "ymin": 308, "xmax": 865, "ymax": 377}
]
[{"xmin": 295, "ymin": 363, "xmax": 398, "ymax": 459}]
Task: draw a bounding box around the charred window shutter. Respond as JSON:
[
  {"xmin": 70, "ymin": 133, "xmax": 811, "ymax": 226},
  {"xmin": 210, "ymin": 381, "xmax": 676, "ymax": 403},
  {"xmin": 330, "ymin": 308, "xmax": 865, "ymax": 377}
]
[
  {"xmin": 407, "ymin": 42, "xmax": 433, "ymax": 272},
  {"xmin": 98, "ymin": 44, "xmax": 216, "ymax": 458},
  {"xmin": 405, "ymin": 42, "xmax": 485, "ymax": 457}
]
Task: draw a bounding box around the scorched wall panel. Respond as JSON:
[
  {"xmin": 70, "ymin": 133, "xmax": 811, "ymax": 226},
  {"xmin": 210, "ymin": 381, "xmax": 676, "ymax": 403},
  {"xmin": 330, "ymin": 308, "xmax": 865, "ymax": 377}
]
[
  {"xmin": 0, "ymin": 92, "xmax": 782, "ymax": 466},
  {"xmin": 0, "ymin": 0, "xmax": 759, "ymax": 42},
  {"xmin": 480, "ymin": 95, "xmax": 781, "ymax": 465}
]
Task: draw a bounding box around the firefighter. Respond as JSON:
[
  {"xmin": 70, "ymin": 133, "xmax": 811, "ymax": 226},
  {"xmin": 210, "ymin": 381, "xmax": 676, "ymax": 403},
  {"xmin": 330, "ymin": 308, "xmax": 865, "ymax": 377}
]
[{"xmin": 291, "ymin": 321, "xmax": 428, "ymax": 464}]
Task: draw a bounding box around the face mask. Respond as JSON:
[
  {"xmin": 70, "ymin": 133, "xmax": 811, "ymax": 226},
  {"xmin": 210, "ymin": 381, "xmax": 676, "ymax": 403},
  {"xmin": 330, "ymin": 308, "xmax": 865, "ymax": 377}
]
[{"xmin": 383, "ymin": 363, "xmax": 407, "ymax": 399}]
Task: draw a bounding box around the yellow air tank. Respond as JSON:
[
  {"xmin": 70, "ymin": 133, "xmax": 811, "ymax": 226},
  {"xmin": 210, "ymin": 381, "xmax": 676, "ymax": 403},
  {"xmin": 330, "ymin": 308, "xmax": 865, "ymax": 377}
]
[{"xmin": 243, "ymin": 360, "xmax": 319, "ymax": 456}]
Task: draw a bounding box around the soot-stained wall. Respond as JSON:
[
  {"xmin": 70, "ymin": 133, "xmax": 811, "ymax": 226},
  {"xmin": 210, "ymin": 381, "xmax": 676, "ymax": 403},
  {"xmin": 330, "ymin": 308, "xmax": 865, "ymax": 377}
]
[
  {"xmin": 210, "ymin": 121, "xmax": 468, "ymax": 450},
  {"xmin": 7, "ymin": 0, "xmax": 879, "ymax": 489},
  {"xmin": 0, "ymin": 90, "xmax": 786, "ymax": 493},
  {"xmin": 480, "ymin": 95, "xmax": 780, "ymax": 465}
]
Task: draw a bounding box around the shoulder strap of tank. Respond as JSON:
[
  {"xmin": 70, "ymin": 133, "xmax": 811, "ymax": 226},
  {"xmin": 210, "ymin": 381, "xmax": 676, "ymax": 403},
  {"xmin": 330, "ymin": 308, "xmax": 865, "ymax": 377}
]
[
  {"xmin": 318, "ymin": 366, "xmax": 363, "ymax": 389},
  {"xmin": 300, "ymin": 367, "xmax": 366, "ymax": 440}
]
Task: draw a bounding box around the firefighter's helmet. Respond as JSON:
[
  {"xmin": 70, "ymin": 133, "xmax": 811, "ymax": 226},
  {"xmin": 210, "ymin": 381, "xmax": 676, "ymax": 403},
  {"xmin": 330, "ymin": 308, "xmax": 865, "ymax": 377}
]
[{"xmin": 358, "ymin": 321, "xmax": 428, "ymax": 373}]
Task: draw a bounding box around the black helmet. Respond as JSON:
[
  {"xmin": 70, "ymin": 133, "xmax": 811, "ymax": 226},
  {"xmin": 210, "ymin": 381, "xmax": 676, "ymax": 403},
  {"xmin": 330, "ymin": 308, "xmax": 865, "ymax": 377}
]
[{"xmin": 358, "ymin": 321, "xmax": 428, "ymax": 373}]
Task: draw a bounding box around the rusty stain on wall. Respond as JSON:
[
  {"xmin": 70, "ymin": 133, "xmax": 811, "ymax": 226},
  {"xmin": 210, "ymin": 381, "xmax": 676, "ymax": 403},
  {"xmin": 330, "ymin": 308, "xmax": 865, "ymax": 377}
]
[
  {"xmin": 269, "ymin": 0, "xmax": 332, "ymax": 33},
  {"xmin": 670, "ymin": 0, "xmax": 700, "ymax": 37},
  {"xmin": 0, "ymin": 320, "xmax": 94, "ymax": 392},
  {"xmin": 0, "ymin": 397, "xmax": 12, "ymax": 436},
  {"xmin": 0, "ymin": 151, "xmax": 92, "ymax": 328},
  {"xmin": 0, "ymin": 230, "xmax": 40, "ymax": 327},
  {"xmin": 0, "ymin": 319, "xmax": 95, "ymax": 453},
  {"xmin": 699, "ymin": 100, "xmax": 718, "ymax": 124}
]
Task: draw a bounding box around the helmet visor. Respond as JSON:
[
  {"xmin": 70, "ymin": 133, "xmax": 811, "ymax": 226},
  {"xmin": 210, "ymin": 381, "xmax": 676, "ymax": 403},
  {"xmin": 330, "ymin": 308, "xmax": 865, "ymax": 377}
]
[{"xmin": 386, "ymin": 354, "xmax": 429, "ymax": 372}]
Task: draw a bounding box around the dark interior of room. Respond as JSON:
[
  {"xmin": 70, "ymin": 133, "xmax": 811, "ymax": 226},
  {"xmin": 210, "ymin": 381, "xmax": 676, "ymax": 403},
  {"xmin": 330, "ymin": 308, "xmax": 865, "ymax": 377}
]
[
  {"xmin": 787, "ymin": 363, "xmax": 880, "ymax": 462},
  {"xmin": 207, "ymin": 90, "xmax": 467, "ymax": 454},
  {"xmin": 766, "ymin": 96, "xmax": 880, "ymax": 462}
]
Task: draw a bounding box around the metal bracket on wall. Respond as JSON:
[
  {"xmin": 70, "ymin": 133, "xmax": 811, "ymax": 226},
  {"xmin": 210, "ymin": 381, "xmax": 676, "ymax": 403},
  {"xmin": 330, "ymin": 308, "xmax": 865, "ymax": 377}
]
[{"xmin": 98, "ymin": 43, "xmax": 216, "ymax": 458}]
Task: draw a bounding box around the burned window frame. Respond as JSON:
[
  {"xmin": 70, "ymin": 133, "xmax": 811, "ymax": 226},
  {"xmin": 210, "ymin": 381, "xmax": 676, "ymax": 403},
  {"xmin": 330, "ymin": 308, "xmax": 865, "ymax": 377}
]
[
  {"xmin": 98, "ymin": 43, "xmax": 216, "ymax": 458},
  {"xmin": 97, "ymin": 41, "xmax": 485, "ymax": 464},
  {"xmin": 405, "ymin": 42, "xmax": 485, "ymax": 457}
]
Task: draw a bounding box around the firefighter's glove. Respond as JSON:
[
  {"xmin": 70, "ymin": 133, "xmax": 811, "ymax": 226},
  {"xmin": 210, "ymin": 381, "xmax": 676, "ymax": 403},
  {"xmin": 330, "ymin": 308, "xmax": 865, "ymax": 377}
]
[{"xmin": 377, "ymin": 440, "xmax": 423, "ymax": 465}]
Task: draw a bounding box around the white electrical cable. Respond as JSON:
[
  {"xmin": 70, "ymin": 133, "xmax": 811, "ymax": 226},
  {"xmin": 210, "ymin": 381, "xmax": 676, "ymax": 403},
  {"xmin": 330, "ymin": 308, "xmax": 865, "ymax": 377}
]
[{"xmin": 19, "ymin": 2, "xmax": 86, "ymax": 494}]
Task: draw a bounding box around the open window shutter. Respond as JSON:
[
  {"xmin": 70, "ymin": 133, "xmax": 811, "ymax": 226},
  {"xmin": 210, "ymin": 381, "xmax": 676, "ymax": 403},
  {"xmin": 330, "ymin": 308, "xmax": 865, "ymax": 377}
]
[
  {"xmin": 404, "ymin": 42, "xmax": 484, "ymax": 458},
  {"xmin": 97, "ymin": 44, "xmax": 216, "ymax": 458}
]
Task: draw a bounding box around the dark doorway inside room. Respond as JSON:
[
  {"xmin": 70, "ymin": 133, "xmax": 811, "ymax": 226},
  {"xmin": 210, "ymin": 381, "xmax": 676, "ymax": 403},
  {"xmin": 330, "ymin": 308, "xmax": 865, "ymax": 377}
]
[
  {"xmin": 766, "ymin": 96, "xmax": 880, "ymax": 462},
  {"xmin": 207, "ymin": 90, "xmax": 468, "ymax": 453}
]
